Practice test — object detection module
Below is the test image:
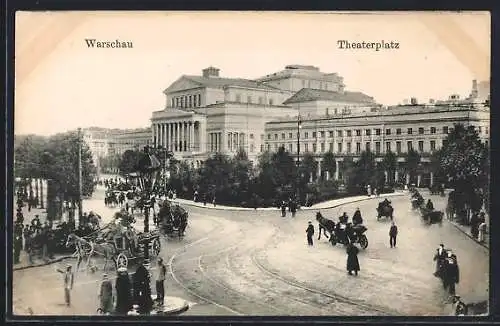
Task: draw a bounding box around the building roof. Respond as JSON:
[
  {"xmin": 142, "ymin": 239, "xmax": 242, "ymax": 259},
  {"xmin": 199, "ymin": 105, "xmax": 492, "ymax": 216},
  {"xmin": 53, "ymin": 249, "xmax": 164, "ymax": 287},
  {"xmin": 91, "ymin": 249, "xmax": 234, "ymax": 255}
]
[
  {"xmin": 182, "ymin": 75, "xmax": 282, "ymax": 91},
  {"xmin": 283, "ymin": 88, "xmax": 376, "ymax": 105}
]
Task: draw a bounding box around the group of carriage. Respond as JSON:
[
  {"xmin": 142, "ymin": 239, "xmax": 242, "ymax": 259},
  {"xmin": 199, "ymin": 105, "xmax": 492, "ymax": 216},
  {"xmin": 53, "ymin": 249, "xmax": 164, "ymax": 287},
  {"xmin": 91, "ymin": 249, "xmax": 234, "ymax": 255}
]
[
  {"xmin": 64, "ymin": 198, "xmax": 189, "ymax": 272},
  {"xmin": 410, "ymin": 189, "xmax": 444, "ymax": 225}
]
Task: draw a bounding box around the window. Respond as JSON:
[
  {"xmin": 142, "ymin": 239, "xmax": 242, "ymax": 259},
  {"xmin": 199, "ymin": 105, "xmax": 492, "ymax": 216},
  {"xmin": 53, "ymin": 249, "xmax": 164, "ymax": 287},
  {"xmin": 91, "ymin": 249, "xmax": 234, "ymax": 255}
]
[
  {"xmin": 365, "ymin": 129, "xmax": 371, "ymax": 136},
  {"xmin": 329, "ymin": 131, "xmax": 334, "ymax": 138},
  {"xmin": 443, "ymin": 126, "xmax": 448, "ymax": 134},
  {"xmin": 356, "ymin": 129, "xmax": 361, "ymax": 136},
  {"xmin": 267, "ymin": 134, "xmax": 271, "ymax": 140},
  {"xmin": 407, "ymin": 128, "xmax": 413, "ymax": 135},
  {"xmin": 188, "ymin": 95, "xmax": 192, "ymax": 107},
  {"xmin": 418, "ymin": 127, "xmax": 424, "ymax": 135},
  {"xmin": 418, "ymin": 141, "xmax": 424, "ymax": 152},
  {"xmin": 356, "ymin": 142, "xmax": 361, "ymax": 153},
  {"xmin": 274, "ymin": 144, "xmax": 278, "ymax": 151},
  {"xmin": 329, "ymin": 143, "xmax": 334, "ymax": 151},
  {"xmin": 486, "ymin": 127, "xmax": 489, "ymax": 134},
  {"xmin": 346, "ymin": 130, "xmax": 352, "ymax": 137},
  {"xmin": 236, "ymin": 94, "xmax": 241, "ymax": 102},
  {"xmin": 198, "ymin": 94, "xmax": 201, "ymax": 106},
  {"xmin": 407, "ymin": 141, "xmax": 413, "ymax": 151},
  {"xmin": 274, "ymin": 134, "xmax": 278, "ymax": 140},
  {"xmin": 269, "ymin": 99, "xmax": 274, "ymax": 105},
  {"xmin": 365, "ymin": 142, "xmax": 371, "ymax": 151},
  {"xmin": 281, "ymin": 143, "xmax": 285, "ymax": 149},
  {"xmin": 321, "ymin": 143, "xmax": 325, "ymax": 152},
  {"xmin": 385, "ymin": 129, "xmax": 391, "ymax": 135},
  {"xmin": 281, "ymin": 133, "xmax": 285, "ymax": 139},
  {"xmin": 479, "ymin": 126, "xmax": 482, "ymax": 133},
  {"xmin": 442, "ymin": 139, "xmax": 448, "ymax": 147},
  {"xmin": 313, "ymin": 143, "xmax": 317, "ymax": 152},
  {"xmin": 320, "ymin": 131, "xmax": 325, "ymax": 138},
  {"xmin": 347, "ymin": 142, "xmax": 352, "ymax": 153},
  {"xmin": 258, "ymin": 97, "xmax": 264, "ymax": 104},
  {"xmin": 247, "ymin": 96, "xmax": 252, "ymax": 103},
  {"xmin": 250, "ymin": 133, "xmax": 254, "ymax": 139},
  {"xmin": 396, "ymin": 128, "xmax": 401, "ymax": 135},
  {"xmin": 288, "ymin": 144, "xmax": 293, "ymax": 152},
  {"xmin": 180, "ymin": 97, "xmax": 184, "ymax": 107},
  {"xmin": 304, "ymin": 143, "xmax": 309, "ymax": 152},
  {"xmin": 375, "ymin": 129, "xmax": 381, "ymax": 136},
  {"xmin": 430, "ymin": 140, "xmax": 436, "ymax": 152},
  {"xmin": 375, "ymin": 142, "xmax": 381, "ymax": 154},
  {"xmin": 485, "ymin": 140, "xmax": 489, "ymax": 147},
  {"xmin": 337, "ymin": 143, "xmax": 343, "ymax": 153},
  {"xmin": 267, "ymin": 144, "xmax": 271, "ymax": 151},
  {"xmin": 312, "ymin": 132, "xmax": 317, "ymax": 138},
  {"xmin": 260, "ymin": 144, "xmax": 264, "ymax": 152},
  {"xmin": 304, "ymin": 132, "xmax": 309, "ymax": 139},
  {"xmin": 430, "ymin": 127, "xmax": 436, "ymax": 134},
  {"xmin": 250, "ymin": 144, "xmax": 255, "ymax": 152},
  {"xmin": 386, "ymin": 142, "xmax": 391, "ymax": 152},
  {"xmin": 396, "ymin": 141, "xmax": 402, "ymax": 154},
  {"xmin": 289, "ymin": 132, "xmax": 293, "ymax": 139},
  {"xmin": 337, "ymin": 130, "xmax": 343, "ymax": 137},
  {"xmin": 171, "ymin": 98, "xmax": 175, "ymax": 107}
]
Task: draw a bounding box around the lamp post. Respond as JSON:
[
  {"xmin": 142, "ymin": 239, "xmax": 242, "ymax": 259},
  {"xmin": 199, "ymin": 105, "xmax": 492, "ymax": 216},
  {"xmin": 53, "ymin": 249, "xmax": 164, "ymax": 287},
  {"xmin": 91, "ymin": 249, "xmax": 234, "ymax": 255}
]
[
  {"xmin": 136, "ymin": 146, "xmax": 161, "ymax": 265},
  {"xmin": 296, "ymin": 115, "xmax": 302, "ymax": 204}
]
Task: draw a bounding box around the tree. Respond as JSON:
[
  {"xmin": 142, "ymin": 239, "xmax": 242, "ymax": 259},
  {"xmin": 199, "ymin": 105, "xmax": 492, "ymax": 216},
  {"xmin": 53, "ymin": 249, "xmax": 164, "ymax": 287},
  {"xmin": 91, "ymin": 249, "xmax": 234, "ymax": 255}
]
[
  {"xmin": 344, "ymin": 151, "xmax": 376, "ymax": 195},
  {"xmin": 381, "ymin": 151, "xmax": 397, "ymax": 185},
  {"xmin": 405, "ymin": 148, "xmax": 421, "ymax": 184},
  {"xmin": 436, "ymin": 124, "xmax": 489, "ymax": 217},
  {"xmin": 119, "ymin": 150, "xmax": 142, "ymax": 176},
  {"xmin": 321, "ymin": 151, "xmax": 336, "ymax": 180}
]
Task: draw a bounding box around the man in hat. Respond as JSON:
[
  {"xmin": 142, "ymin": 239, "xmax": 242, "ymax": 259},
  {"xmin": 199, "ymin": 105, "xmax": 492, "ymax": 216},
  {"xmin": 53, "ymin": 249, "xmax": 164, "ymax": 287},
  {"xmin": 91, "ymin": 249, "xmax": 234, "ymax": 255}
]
[
  {"xmin": 155, "ymin": 258, "xmax": 167, "ymax": 305},
  {"xmin": 306, "ymin": 221, "xmax": 314, "ymax": 246},
  {"xmin": 56, "ymin": 264, "xmax": 74, "ymax": 307},
  {"xmin": 99, "ymin": 273, "xmax": 114, "ymax": 314},
  {"xmin": 389, "ymin": 221, "xmax": 398, "ymax": 248},
  {"xmin": 433, "ymin": 244, "xmax": 447, "ymax": 276},
  {"xmin": 115, "ymin": 267, "xmax": 132, "ymax": 314}
]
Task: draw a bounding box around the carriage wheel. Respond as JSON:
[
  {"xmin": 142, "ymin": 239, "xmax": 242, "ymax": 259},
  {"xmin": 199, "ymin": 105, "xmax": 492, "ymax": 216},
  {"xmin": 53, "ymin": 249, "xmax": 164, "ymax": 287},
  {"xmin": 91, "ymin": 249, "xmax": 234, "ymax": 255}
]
[
  {"xmin": 152, "ymin": 238, "xmax": 161, "ymax": 256},
  {"xmin": 117, "ymin": 253, "xmax": 128, "ymax": 269},
  {"xmin": 359, "ymin": 235, "xmax": 368, "ymax": 249}
]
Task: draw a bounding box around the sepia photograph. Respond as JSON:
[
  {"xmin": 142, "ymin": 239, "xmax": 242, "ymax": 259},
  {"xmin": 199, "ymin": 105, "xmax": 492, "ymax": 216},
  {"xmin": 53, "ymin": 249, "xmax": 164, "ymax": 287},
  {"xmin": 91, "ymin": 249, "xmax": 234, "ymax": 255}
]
[{"xmin": 11, "ymin": 11, "xmax": 490, "ymax": 317}]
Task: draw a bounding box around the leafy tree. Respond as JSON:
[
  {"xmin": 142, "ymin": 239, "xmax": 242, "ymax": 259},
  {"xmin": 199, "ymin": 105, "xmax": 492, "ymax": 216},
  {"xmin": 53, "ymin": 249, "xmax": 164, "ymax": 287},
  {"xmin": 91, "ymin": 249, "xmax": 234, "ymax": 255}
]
[
  {"xmin": 119, "ymin": 150, "xmax": 142, "ymax": 176},
  {"xmin": 381, "ymin": 151, "xmax": 397, "ymax": 185},
  {"xmin": 321, "ymin": 151, "xmax": 336, "ymax": 180},
  {"xmin": 405, "ymin": 148, "xmax": 421, "ymax": 184},
  {"xmin": 299, "ymin": 152, "xmax": 318, "ymax": 183}
]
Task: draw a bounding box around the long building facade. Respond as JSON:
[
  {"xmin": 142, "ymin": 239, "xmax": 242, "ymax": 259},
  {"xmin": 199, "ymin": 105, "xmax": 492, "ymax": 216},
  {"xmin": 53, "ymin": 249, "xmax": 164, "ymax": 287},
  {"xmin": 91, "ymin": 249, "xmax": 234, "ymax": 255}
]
[
  {"xmin": 151, "ymin": 65, "xmax": 374, "ymax": 165},
  {"xmin": 264, "ymin": 101, "xmax": 490, "ymax": 186}
]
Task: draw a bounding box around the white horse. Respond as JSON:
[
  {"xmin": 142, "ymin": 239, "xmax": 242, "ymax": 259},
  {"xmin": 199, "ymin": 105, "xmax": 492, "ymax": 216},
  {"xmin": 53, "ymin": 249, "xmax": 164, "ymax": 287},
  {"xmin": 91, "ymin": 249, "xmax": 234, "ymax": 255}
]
[{"xmin": 66, "ymin": 233, "xmax": 118, "ymax": 272}]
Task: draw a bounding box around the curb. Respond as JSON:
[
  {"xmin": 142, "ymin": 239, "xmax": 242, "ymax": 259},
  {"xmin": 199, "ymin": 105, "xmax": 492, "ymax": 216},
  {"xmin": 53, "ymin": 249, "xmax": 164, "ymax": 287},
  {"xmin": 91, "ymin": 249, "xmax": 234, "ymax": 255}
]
[
  {"xmin": 150, "ymin": 296, "xmax": 190, "ymax": 316},
  {"xmin": 448, "ymin": 220, "xmax": 489, "ymax": 250},
  {"xmin": 13, "ymin": 255, "xmax": 75, "ymax": 271},
  {"xmin": 173, "ymin": 192, "xmax": 405, "ymax": 212}
]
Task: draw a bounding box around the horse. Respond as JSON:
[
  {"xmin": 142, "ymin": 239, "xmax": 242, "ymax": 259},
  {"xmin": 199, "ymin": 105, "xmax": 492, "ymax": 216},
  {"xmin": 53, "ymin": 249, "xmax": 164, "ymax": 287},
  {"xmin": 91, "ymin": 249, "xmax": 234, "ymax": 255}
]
[
  {"xmin": 66, "ymin": 233, "xmax": 117, "ymax": 272},
  {"xmin": 316, "ymin": 212, "xmax": 336, "ymax": 240},
  {"xmin": 159, "ymin": 201, "xmax": 188, "ymax": 239}
]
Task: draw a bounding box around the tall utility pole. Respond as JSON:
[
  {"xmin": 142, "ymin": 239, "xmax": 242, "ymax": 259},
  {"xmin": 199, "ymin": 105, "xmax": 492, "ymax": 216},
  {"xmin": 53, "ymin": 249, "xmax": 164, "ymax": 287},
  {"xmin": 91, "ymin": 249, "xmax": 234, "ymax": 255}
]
[
  {"xmin": 77, "ymin": 128, "xmax": 83, "ymax": 226},
  {"xmin": 296, "ymin": 114, "xmax": 302, "ymax": 203}
]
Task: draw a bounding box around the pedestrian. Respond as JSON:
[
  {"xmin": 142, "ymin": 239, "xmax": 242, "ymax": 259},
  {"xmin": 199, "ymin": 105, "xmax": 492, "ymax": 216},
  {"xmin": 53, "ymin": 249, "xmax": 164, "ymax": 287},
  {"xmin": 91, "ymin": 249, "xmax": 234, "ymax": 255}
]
[
  {"xmin": 478, "ymin": 220, "xmax": 487, "ymax": 243},
  {"xmin": 433, "ymin": 243, "xmax": 447, "ymax": 276},
  {"xmin": 212, "ymin": 194, "xmax": 216, "ymax": 207},
  {"xmin": 306, "ymin": 221, "xmax": 314, "ymax": 246},
  {"xmin": 155, "ymin": 258, "xmax": 167, "ymax": 305},
  {"xmin": 366, "ymin": 184, "xmax": 372, "ymax": 197},
  {"xmin": 373, "ymin": 188, "xmax": 378, "ymax": 197},
  {"xmin": 99, "ymin": 273, "xmax": 114, "ymax": 314},
  {"xmin": 13, "ymin": 232, "xmax": 22, "ymax": 264},
  {"xmin": 133, "ymin": 263, "xmax": 153, "ymax": 314},
  {"xmin": 281, "ymin": 201, "xmax": 287, "ymax": 217},
  {"xmin": 115, "ymin": 267, "xmax": 132, "ymax": 315},
  {"xmin": 290, "ymin": 199, "xmax": 297, "ymax": 217},
  {"xmin": 56, "ymin": 264, "xmax": 74, "ymax": 307},
  {"xmin": 389, "ymin": 221, "xmax": 398, "ymax": 248},
  {"xmin": 346, "ymin": 243, "xmax": 360, "ymax": 276},
  {"xmin": 443, "ymin": 251, "xmax": 460, "ymax": 295}
]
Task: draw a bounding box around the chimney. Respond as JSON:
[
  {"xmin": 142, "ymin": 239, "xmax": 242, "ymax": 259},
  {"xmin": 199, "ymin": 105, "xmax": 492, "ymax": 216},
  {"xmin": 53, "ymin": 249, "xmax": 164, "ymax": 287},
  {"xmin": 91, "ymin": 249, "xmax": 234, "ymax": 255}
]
[
  {"xmin": 410, "ymin": 97, "xmax": 418, "ymax": 105},
  {"xmin": 202, "ymin": 66, "xmax": 220, "ymax": 78}
]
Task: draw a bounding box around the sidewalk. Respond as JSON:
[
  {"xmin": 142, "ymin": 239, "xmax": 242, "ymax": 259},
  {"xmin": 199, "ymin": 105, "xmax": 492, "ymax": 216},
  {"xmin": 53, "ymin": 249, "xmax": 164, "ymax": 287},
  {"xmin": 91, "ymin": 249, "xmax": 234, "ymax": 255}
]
[
  {"xmin": 172, "ymin": 191, "xmax": 406, "ymax": 212},
  {"xmin": 448, "ymin": 219, "xmax": 489, "ymax": 249},
  {"xmin": 13, "ymin": 251, "xmax": 75, "ymax": 271}
]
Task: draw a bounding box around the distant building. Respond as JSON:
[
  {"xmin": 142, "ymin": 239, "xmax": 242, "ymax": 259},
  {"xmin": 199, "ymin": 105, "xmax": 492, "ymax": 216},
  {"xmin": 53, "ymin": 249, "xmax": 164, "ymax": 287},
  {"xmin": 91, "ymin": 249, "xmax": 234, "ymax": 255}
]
[{"xmin": 107, "ymin": 128, "xmax": 153, "ymax": 155}]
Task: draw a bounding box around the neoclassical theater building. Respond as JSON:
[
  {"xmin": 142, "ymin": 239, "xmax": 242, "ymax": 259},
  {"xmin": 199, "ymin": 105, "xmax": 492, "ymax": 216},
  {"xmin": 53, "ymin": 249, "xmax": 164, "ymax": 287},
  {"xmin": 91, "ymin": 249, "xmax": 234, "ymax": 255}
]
[
  {"xmin": 151, "ymin": 65, "xmax": 489, "ymax": 185},
  {"xmin": 151, "ymin": 65, "xmax": 376, "ymax": 165}
]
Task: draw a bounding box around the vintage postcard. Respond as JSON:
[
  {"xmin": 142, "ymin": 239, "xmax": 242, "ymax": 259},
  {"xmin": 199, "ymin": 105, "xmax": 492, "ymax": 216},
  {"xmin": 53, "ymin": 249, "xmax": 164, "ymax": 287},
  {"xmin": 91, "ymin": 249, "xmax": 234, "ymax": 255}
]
[{"xmin": 12, "ymin": 11, "xmax": 490, "ymax": 317}]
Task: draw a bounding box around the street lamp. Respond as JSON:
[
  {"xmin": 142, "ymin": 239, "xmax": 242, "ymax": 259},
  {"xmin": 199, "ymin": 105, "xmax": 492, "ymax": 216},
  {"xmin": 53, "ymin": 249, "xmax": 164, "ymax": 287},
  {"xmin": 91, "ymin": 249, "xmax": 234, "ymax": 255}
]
[
  {"xmin": 296, "ymin": 115, "xmax": 302, "ymax": 204},
  {"xmin": 135, "ymin": 146, "xmax": 161, "ymax": 264}
]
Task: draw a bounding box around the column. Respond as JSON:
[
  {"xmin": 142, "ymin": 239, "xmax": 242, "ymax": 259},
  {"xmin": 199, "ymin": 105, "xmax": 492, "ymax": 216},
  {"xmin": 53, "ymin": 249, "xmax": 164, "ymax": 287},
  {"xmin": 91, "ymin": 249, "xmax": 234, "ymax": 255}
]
[
  {"xmin": 317, "ymin": 160, "xmax": 322, "ymax": 179},
  {"xmin": 228, "ymin": 133, "xmax": 232, "ymax": 152},
  {"xmin": 175, "ymin": 122, "xmax": 179, "ymax": 152},
  {"xmin": 395, "ymin": 170, "xmax": 399, "ymax": 183},
  {"xmin": 326, "ymin": 171, "xmax": 330, "ymax": 181},
  {"xmin": 406, "ymin": 173, "xmax": 410, "ymax": 185},
  {"xmin": 165, "ymin": 123, "xmax": 169, "ymax": 150},
  {"xmin": 335, "ymin": 160, "xmax": 340, "ymax": 180},
  {"xmin": 170, "ymin": 123, "xmax": 174, "ymax": 151},
  {"xmin": 160, "ymin": 124, "xmax": 164, "ymax": 147},
  {"xmin": 417, "ymin": 174, "xmax": 421, "ymax": 187},
  {"xmin": 219, "ymin": 132, "xmax": 222, "ymax": 152},
  {"xmin": 180, "ymin": 122, "xmax": 184, "ymax": 151},
  {"xmin": 190, "ymin": 122, "xmax": 195, "ymax": 151},
  {"xmin": 186, "ymin": 122, "xmax": 190, "ymax": 151},
  {"xmin": 384, "ymin": 170, "xmax": 388, "ymax": 183},
  {"xmin": 153, "ymin": 124, "xmax": 157, "ymax": 147},
  {"xmin": 430, "ymin": 171, "xmax": 434, "ymax": 187}
]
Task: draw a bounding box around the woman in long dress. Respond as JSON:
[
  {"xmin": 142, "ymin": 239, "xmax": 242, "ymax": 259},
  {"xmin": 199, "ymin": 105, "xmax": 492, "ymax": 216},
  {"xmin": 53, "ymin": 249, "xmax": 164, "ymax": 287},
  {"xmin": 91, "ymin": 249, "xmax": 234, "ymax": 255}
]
[{"xmin": 346, "ymin": 243, "xmax": 360, "ymax": 276}]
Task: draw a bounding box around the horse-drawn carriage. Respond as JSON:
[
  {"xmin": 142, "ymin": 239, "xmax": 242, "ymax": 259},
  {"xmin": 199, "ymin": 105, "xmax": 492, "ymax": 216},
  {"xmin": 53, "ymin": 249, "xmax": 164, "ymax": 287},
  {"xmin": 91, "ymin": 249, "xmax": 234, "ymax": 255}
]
[
  {"xmin": 316, "ymin": 213, "xmax": 368, "ymax": 249},
  {"xmin": 376, "ymin": 199, "xmax": 394, "ymax": 221},
  {"xmin": 411, "ymin": 192, "xmax": 424, "ymax": 210},
  {"xmin": 157, "ymin": 200, "xmax": 188, "ymax": 239},
  {"xmin": 65, "ymin": 211, "xmax": 161, "ymax": 271},
  {"xmin": 420, "ymin": 207, "xmax": 444, "ymax": 225}
]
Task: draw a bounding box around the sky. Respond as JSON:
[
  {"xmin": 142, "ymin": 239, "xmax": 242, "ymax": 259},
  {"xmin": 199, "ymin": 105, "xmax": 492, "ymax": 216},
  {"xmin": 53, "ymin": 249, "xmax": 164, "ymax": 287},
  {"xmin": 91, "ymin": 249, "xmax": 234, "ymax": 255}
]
[{"xmin": 14, "ymin": 11, "xmax": 490, "ymax": 136}]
